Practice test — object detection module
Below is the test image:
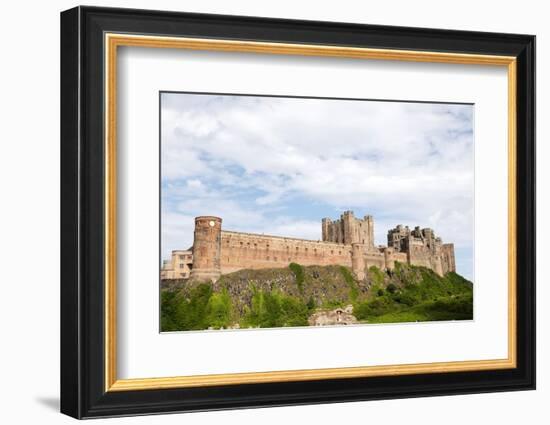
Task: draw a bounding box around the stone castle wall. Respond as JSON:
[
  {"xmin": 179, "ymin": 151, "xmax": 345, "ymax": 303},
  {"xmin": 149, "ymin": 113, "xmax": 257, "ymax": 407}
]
[
  {"xmin": 172, "ymin": 212, "xmax": 457, "ymax": 282},
  {"xmin": 219, "ymin": 230, "xmax": 352, "ymax": 274}
]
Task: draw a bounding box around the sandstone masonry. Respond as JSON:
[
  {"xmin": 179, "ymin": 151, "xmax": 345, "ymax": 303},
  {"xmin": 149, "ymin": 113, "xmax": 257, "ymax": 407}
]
[{"xmin": 161, "ymin": 211, "xmax": 456, "ymax": 282}]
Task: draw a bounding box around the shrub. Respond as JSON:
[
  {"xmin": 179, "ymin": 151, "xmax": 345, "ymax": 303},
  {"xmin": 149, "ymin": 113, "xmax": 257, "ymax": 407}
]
[
  {"xmin": 386, "ymin": 283, "xmax": 398, "ymax": 294},
  {"xmin": 204, "ymin": 290, "xmax": 233, "ymax": 329},
  {"xmin": 160, "ymin": 284, "xmax": 236, "ymax": 331},
  {"xmin": 368, "ymin": 265, "xmax": 385, "ymax": 286},
  {"xmin": 176, "ymin": 283, "xmax": 213, "ymax": 330},
  {"xmin": 160, "ymin": 291, "xmax": 179, "ymax": 332},
  {"xmin": 243, "ymin": 289, "xmax": 309, "ymax": 328},
  {"xmin": 392, "ymin": 291, "xmax": 416, "ymax": 306},
  {"xmin": 289, "ymin": 262, "xmax": 305, "ymax": 293},
  {"xmin": 340, "ymin": 266, "xmax": 359, "ymax": 301},
  {"xmin": 445, "ymin": 271, "xmax": 473, "ymax": 287},
  {"xmin": 354, "ymin": 297, "xmax": 396, "ymax": 320}
]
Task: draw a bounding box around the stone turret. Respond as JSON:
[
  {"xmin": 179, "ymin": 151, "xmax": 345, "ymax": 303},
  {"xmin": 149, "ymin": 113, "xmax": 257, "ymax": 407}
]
[
  {"xmin": 342, "ymin": 211, "xmax": 355, "ymax": 244},
  {"xmin": 321, "ymin": 217, "xmax": 332, "ymax": 241},
  {"xmin": 364, "ymin": 215, "xmax": 375, "ymax": 250},
  {"xmin": 383, "ymin": 247, "xmax": 395, "ymax": 270},
  {"xmin": 351, "ymin": 243, "xmax": 366, "ymax": 280},
  {"xmin": 189, "ymin": 216, "xmax": 222, "ymax": 282}
]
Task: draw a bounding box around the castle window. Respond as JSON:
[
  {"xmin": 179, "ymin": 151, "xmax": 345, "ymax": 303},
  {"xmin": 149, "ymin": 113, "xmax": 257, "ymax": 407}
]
[
  {"xmin": 266, "ymin": 256, "xmax": 270, "ymax": 261},
  {"xmin": 254, "ymin": 243, "xmax": 257, "ymax": 248},
  {"xmin": 331, "ymin": 250, "xmax": 334, "ymax": 254},
  {"xmin": 338, "ymin": 251, "xmax": 341, "ymax": 255},
  {"xmin": 178, "ymin": 255, "xmax": 184, "ymax": 260},
  {"xmin": 179, "ymin": 264, "xmax": 184, "ymax": 269}
]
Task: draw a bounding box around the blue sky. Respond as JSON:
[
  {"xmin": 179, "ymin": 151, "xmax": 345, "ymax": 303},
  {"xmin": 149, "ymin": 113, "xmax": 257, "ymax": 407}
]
[{"xmin": 161, "ymin": 93, "xmax": 474, "ymax": 280}]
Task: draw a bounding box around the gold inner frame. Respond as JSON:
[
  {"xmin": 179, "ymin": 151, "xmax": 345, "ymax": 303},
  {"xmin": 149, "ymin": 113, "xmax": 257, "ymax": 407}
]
[{"xmin": 104, "ymin": 33, "xmax": 517, "ymax": 392}]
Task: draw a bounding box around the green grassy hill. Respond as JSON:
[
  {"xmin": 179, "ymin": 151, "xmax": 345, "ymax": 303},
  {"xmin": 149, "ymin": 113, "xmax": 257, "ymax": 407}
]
[{"xmin": 160, "ymin": 262, "xmax": 473, "ymax": 332}]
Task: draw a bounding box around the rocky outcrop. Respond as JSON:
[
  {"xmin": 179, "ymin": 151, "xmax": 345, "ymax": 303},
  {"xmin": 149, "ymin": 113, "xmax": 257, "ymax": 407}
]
[{"xmin": 308, "ymin": 305, "xmax": 358, "ymax": 326}]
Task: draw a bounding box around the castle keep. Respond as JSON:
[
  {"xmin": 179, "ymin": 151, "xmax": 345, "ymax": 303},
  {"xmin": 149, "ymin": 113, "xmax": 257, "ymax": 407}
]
[{"xmin": 160, "ymin": 211, "xmax": 456, "ymax": 282}]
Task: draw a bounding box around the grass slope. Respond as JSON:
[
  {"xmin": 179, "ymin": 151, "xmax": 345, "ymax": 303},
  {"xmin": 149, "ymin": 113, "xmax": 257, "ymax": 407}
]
[{"xmin": 160, "ymin": 262, "xmax": 473, "ymax": 331}]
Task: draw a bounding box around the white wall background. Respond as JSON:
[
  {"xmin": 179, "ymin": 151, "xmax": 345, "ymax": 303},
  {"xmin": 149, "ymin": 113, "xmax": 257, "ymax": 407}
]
[{"xmin": 0, "ymin": 0, "xmax": 545, "ymax": 424}]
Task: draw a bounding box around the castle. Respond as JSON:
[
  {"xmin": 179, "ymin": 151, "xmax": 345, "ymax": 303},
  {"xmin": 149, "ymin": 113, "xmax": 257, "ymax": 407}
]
[{"xmin": 160, "ymin": 211, "xmax": 456, "ymax": 282}]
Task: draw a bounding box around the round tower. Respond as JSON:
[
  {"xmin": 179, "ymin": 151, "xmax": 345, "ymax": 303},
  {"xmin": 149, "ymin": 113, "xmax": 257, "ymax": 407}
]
[
  {"xmin": 351, "ymin": 243, "xmax": 366, "ymax": 281},
  {"xmin": 189, "ymin": 216, "xmax": 222, "ymax": 282},
  {"xmin": 384, "ymin": 247, "xmax": 395, "ymax": 270}
]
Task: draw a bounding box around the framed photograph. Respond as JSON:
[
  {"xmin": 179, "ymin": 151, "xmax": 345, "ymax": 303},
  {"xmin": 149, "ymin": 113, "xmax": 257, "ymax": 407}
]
[{"xmin": 60, "ymin": 6, "xmax": 535, "ymax": 419}]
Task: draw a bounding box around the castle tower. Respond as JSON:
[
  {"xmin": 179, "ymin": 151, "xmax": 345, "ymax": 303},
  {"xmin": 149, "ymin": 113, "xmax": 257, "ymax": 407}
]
[
  {"xmin": 189, "ymin": 216, "xmax": 222, "ymax": 282},
  {"xmin": 351, "ymin": 243, "xmax": 366, "ymax": 280},
  {"xmin": 383, "ymin": 247, "xmax": 395, "ymax": 271},
  {"xmin": 321, "ymin": 218, "xmax": 332, "ymax": 241},
  {"xmin": 342, "ymin": 211, "xmax": 355, "ymax": 244},
  {"xmin": 322, "ymin": 211, "xmax": 375, "ymax": 247},
  {"xmin": 364, "ymin": 215, "xmax": 375, "ymax": 250}
]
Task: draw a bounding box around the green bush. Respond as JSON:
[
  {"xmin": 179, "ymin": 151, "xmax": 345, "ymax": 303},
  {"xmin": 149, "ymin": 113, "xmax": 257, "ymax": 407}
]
[
  {"xmin": 204, "ymin": 290, "xmax": 233, "ymax": 329},
  {"xmin": 243, "ymin": 289, "xmax": 309, "ymax": 328},
  {"xmin": 386, "ymin": 283, "xmax": 397, "ymax": 294},
  {"xmin": 339, "ymin": 266, "xmax": 359, "ymax": 301},
  {"xmin": 160, "ymin": 283, "xmax": 235, "ymax": 331},
  {"xmin": 368, "ymin": 265, "xmax": 385, "ymax": 286},
  {"xmin": 289, "ymin": 262, "xmax": 305, "ymax": 293},
  {"xmin": 392, "ymin": 291, "xmax": 416, "ymax": 306},
  {"xmin": 354, "ymin": 297, "xmax": 397, "ymax": 320},
  {"xmin": 160, "ymin": 291, "xmax": 179, "ymax": 331},
  {"xmin": 353, "ymin": 264, "xmax": 474, "ymax": 323}
]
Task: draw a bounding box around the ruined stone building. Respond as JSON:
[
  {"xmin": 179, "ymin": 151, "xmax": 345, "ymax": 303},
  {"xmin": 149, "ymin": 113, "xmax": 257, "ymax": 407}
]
[{"xmin": 160, "ymin": 211, "xmax": 456, "ymax": 282}]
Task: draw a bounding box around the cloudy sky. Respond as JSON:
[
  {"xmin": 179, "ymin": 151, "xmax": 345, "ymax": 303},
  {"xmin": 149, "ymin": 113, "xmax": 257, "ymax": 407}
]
[{"xmin": 160, "ymin": 92, "xmax": 474, "ymax": 280}]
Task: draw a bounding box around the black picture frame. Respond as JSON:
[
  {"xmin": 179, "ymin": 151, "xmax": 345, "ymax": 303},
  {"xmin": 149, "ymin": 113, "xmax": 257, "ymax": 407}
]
[{"xmin": 60, "ymin": 5, "xmax": 535, "ymax": 419}]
